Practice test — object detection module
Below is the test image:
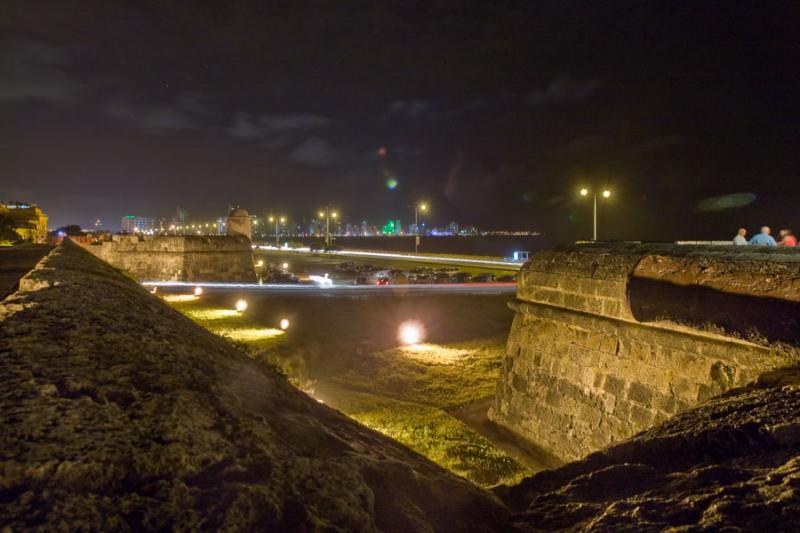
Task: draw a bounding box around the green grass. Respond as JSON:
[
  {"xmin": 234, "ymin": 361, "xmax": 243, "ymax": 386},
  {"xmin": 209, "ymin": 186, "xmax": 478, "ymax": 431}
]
[{"xmin": 167, "ymin": 292, "xmax": 529, "ymax": 486}]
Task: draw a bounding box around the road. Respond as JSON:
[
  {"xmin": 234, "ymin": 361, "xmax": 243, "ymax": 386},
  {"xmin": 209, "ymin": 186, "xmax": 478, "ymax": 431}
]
[
  {"xmin": 0, "ymin": 244, "xmax": 53, "ymax": 300},
  {"xmin": 143, "ymin": 280, "xmax": 517, "ymax": 295},
  {"xmin": 253, "ymin": 245, "xmax": 524, "ymax": 271}
]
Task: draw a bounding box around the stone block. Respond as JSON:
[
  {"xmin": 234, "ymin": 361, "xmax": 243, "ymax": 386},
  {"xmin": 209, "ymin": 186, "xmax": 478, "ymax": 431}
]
[
  {"xmin": 627, "ymin": 382, "xmax": 654, "ymax": 406},
  {"xmin": 603, "ymin": 374, "xmax": 626, "ymax": 396}
]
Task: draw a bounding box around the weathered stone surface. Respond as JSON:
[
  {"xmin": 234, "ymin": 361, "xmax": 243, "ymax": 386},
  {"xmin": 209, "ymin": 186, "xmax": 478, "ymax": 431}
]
[
  {"xmin": 0, "ymin": 242, "xmax": 507, "ymax": 531},
  {"xmin": 498, "ymin": 379, "xmax": 800, "ymax": 531},
  {"xmin": 491, "ymin": 244, "xmax": 800, "ymax": 462},
  {"xmin": 79, "ymin": 234, "xmax": 257, "ymax": 282}
]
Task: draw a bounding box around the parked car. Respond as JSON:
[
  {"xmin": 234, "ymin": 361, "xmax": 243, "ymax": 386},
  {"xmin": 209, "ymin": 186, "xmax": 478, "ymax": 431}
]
[
  {"xmin": 433, "ymin": 273, "xmax": 451, "ymax": 284},
  {"xmin": 496, "ymin": 274, "xmax": 517, "ymax": 282},
  {"xmin": 449, "ymin": 272, "xmax": 472, "ymax": 283},
  {"xmin": 375, "ymin": 277, "xmax": 390, "ymax": 286}
]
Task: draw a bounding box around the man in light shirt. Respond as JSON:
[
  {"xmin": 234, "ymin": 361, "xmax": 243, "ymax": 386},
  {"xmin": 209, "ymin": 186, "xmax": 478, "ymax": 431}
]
[
  {"xmin": 732, "ymin": 228, "xmax": 748, "ymax": 245},
  {"xmin": 749, "ymin": 226, "xmax": 777, "ymax": 246}
]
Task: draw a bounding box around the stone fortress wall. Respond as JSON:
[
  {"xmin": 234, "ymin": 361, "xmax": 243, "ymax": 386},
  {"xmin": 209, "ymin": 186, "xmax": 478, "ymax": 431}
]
[
  {"xmin": 489, "ymin": 244, "xmax": 800, "ymax": 461},
  {"xmin": 79, "ymin": 234, "xmax": 257, "ymax": 282}
]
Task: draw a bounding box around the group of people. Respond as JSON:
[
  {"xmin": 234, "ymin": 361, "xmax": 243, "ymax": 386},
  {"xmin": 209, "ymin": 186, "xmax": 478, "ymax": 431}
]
[{"xmin": 733, "ymin": 226, "xmax": 797, "ymax": 247}]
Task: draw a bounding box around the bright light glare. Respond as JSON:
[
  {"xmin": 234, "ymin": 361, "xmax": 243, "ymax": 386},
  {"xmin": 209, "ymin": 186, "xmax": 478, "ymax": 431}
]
[
  {"xmin": 282, "ymin": 262, "xmax": 289, "ymax": 269},
  {"xmin": 331, "ymin": 212, "xmax": 338, "ymax": 218},
  {"xmin": 218, "ymin": 328, "xmax": 284, "ymax": 342},
  {"xmin": 318, "ymin": 211, "xmax": 325, "ymax": 218},
  {"xmin": 419, "ymin": 203, "xmax": 428, "ymax": 212},
  {"xmin": 580, "ymin": 188, "xmax": 589, "ymax": 196},
  {"xmin": 163, "ymin": 294, "xmax": 198, "ymax": 303},
  {"xmin": 256, "ymin": 259, "xmax": 264, "ymax": 267},
  {"xmin": 235, "ymin": 299, "xmax": 248, "ymax": 312},
  {"xmin": 309, "ymin": 275, "xmax": 333, "ymax": 287},
  {"xmin": 398, "ymin": 320, "xmax": 425, "ymax": 345},
  {"xmin": 279, "ymin": 318, "xmax": 290, "ymax": 330},
  {"xmin": 193, "ymin": 286, "xmax": 203, "ymax": 296},
  {"xmin": 602, "ymin": 190, "xmax": 611, "ymax": 198}
]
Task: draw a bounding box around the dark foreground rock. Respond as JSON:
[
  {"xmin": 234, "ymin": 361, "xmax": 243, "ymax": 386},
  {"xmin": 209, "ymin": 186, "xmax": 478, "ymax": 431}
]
[
  {"xmin": 498, "ymin": 373, "xmax": 800, "ymax": 531},
  {"xmin": 0, "ymin": 242, "xmax": 507, "ymax": 531}
]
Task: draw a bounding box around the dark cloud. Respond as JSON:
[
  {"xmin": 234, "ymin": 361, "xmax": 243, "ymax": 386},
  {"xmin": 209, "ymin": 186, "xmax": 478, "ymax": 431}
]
[
  {"xmin": 387, "ymin": 99, "xmax": 432, "ymax": 118},
  {"xmin": 102, "ymin": 97, "xmax": 198, "ymax": 134},
  {"xmin": 227, "ymin": 112, "xmax": 329, "ymax": 141},
  {"xmin": 524, "ymin": 78, "xmax": 600, "ymax": 107},
  {"xmin": 228, "ymin": 112, "xmax": 262, "ymax": 139},
  {"xmin": 289, "ymin": 136, "xmax": 343, "ymax": 166},
  {"xmin": 0, "ymin": 40, "xmax": 87, "ymax": 104}
]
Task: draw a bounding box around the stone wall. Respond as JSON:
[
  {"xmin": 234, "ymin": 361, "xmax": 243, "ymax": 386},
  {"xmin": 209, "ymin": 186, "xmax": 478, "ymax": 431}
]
[
  {"xmin": 490, "ymin": 244, "xmax": 800, "ymax": 461},
  {"xmin": 80, "ymin": 234, "xmax": 257, "ymax": 282},
  {"xmin": 1, "ymin": 241, "xmax": 506, "ymax": 530}
]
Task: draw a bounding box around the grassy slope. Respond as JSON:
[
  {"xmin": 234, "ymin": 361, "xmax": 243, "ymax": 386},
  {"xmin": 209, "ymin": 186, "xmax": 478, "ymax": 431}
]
[{"xmin": 170, "ymin": 296, "xmax": 529, "ymax": 486}]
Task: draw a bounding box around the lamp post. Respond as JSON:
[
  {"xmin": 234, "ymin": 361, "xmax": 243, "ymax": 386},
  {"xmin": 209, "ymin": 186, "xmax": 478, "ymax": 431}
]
[
  {"xmin": 414, "ymin": 202, "xmax": 428, "ymax": 253},
  {"xmin": 268, "ymin": 215, "xmax": 286, "ymax": 246},
  {"xmin": 579, "ymin": 188, "xmax": 611, "ymax": 241},
  {"xmin": 318, "ymin": 207, "xmax": 338, "ymax": 249}
]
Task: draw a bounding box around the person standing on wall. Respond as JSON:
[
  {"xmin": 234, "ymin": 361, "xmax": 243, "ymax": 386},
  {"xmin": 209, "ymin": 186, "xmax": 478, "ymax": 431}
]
[
  {"xmin": 749, "ymin": 226, "xmax": 777, "ymax": 246},
  {"xmin": 732, "ymin": 228, "xmax": 748, "ymax": 245},
  {"xmin": 777, "ymin": 229, "xmax": 797, "ymax": 247}
]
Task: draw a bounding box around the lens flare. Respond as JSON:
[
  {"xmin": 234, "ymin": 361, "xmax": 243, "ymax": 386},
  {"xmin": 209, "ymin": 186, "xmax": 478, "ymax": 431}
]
[
  {"xmin": 398, "ymin": 320, "xmax": 425, "ymax": 345},
  {"xmin": 235, "ymin": 299, "xmax": 248, "ymax": 312}
]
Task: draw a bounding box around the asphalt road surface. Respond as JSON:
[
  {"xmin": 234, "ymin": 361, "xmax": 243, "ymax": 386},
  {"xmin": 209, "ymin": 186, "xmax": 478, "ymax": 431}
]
[{"xmin": 0, "ymin": 244, "xmax": 53, "ymax": 300}]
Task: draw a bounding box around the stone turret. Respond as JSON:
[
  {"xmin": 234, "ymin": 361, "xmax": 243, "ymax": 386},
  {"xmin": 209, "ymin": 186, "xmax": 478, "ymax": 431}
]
[{"xmin": 226, "ymin": 206, "xmax": 251, "ymax": 240}]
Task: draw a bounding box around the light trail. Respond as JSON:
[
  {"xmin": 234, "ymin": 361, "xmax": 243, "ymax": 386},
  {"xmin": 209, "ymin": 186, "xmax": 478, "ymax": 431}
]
[
  {"xmin": 142, "ymin": 280, "xmax": 516, "ymax": 294},
  {"xmin": 253, "ymin": 245, "xmax": 523, "ymax": 270}
]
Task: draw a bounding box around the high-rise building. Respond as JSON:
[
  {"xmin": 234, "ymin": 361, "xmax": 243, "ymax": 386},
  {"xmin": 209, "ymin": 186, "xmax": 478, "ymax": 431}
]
[{"xmin": 120, "ymin": 215, "xmax": 157, "ymax": 234}]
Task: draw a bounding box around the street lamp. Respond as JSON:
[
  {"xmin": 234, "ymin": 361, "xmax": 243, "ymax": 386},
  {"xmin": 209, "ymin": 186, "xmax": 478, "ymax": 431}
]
[
  {"xmin": 318, "ymin": 207, "xmax": 338, "ymax": 249},
  {"xmin": 268, "ymin": 215, "xmax": 287, "ymax": 246},
  {"xmin": 579, "ymin": 188, "xmax": 612, "ymax": 241},
  {"xmin": 413, "ymin": 202, "xmax": 428, "ymax": 253}
]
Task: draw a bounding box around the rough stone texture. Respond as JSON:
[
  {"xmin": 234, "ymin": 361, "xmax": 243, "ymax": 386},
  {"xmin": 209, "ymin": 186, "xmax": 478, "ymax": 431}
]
[
  {"xmin": 498, "ymin": 378, "xmax": 800, "ymax": 531},
  {"xmin": 0, "ymin": 242, "xmax": 507, "ymax": 531},
  {"xmin": 79, "ymin": 234, "xmax": 257, "ymax": 282},
  {"xmin": 490, "ymin": 244, "xmax": 800, "ymax": 462}
]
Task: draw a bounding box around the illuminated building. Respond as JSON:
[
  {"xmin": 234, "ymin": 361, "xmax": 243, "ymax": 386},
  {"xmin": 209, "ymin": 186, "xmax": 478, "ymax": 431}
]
[
  {"xmin": 0, "ymin": 201, "xmax": 48, "ymax": 243},
  {"xmin": 121, "ymin": 215, "xmax": 157, "ymax": 234}
]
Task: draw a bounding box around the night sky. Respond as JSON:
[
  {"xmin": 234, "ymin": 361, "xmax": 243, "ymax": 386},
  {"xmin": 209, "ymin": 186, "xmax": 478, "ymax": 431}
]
[{"xmin": 2, "ymin": 1, "xmax": 798, "ymax": 242}]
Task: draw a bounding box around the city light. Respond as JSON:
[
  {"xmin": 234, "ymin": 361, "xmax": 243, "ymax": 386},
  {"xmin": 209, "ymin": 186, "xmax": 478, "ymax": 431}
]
[
  {"xmin": 282, "ymin": 262, "xmax": 289, "ymax": 269},
  {"xmin": 193, "ymin": 286, "xmax": 203, "ymax": 296},
  {"xmin": 235, "ymin": 299, "xmax": 248, "ymax": 312},
  {"xmin": 279, "ymin": 318, "xmax": 290, "ymax": 330},
  {"xmin": 256, "ymin": 259, "xmax": 264, "ymax": 267},
  {"xmin": 398, "ymin": 320, "xmax": 425, "ymax": 345},
  {"xmin": 603, "ymin": 189, "xmax": 611, "ymax": 198},
  {"xmin": 580, "ymin": 188, "xmax": 589, "ymax": 196}
]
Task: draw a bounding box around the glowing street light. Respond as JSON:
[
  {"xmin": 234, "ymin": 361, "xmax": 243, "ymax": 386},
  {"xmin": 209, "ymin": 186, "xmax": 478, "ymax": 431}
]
[
  {"xmin": 318, "ymin": 207, "xmax": 339, "ymax": 249},
  {"xmin": 268, "ymin": 215, "xmax": 286, "ymax": 246},
  {"xmin": 579, "ymin": 188, "xmax": 612, "ymax": 241},
  {"xmin": 398, "ymin": 320, "xmax": 425, "ymax": 345},
  {"xmin": 279, "ymin": 318, "xmax": 290, "ymax": 330},
  {"xmin": 235, "ymin": 299, "xmax": 248, "ymax": 312},
  {"xmin": 193, "ymin": 286, "xmax": 203, "ymax": 296},
  {"xmin": 413, "ymin": 202, "xmax": 429, "ymax": 253}
]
